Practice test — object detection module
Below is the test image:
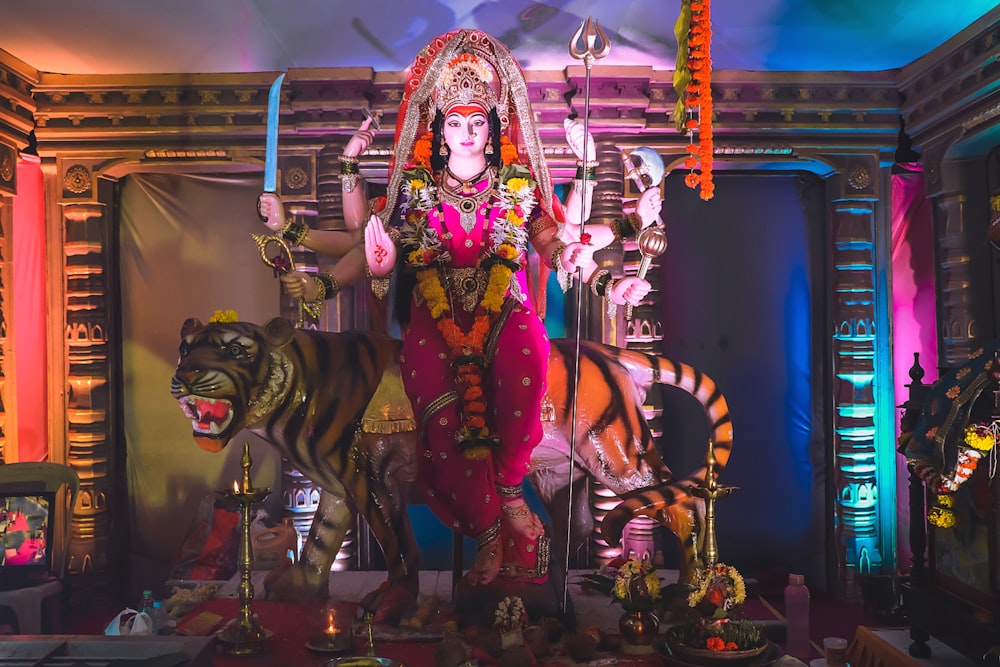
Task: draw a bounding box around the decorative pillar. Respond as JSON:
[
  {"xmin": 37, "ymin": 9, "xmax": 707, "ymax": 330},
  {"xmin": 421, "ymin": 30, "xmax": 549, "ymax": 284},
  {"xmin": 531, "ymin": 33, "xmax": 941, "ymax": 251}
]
[
  {"xmin": 61, "ymin": 194, "xmax": 114, "ymax": 595},
  {"xmin": 931, "ymin": 188, "xmax": 976, "ymax": 367},
  {"xmin": 828, "ymin": 157, "xmax": 888, "ymax": 598},
  {"xmin": 582, "ymin": 139, "xmax": 627, "ymax": 566}
]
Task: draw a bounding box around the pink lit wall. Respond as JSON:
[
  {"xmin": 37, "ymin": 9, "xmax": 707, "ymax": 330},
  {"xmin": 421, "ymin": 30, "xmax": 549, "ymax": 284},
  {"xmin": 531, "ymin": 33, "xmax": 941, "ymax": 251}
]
[
  {"xmin": 891, "ymin": 167, "xmax": 938, "ymax": 572},
  {"xmin": 12, "ymin": 153, "xmax": 48, "ymax": 462}
]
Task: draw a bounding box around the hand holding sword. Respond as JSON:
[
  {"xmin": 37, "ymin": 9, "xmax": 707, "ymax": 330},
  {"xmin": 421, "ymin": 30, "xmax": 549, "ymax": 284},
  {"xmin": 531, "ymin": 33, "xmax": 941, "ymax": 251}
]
[{"xmin": 250, "ymin": 73, "xmax": 323, "ymax": 326}]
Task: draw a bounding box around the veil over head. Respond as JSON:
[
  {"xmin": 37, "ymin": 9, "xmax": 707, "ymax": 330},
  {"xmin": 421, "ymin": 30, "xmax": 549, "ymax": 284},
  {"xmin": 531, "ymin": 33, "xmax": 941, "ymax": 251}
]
[{"xmin": 381, "ymin": 29, "xmax": 554, "ymax": 221}]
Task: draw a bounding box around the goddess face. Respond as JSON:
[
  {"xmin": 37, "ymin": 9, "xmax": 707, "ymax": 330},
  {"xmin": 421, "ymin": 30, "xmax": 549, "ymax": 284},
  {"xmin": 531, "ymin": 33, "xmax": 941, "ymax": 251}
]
[{"xmin": 442, "ymin": 108, "xmax": 490, "ymax": 163}]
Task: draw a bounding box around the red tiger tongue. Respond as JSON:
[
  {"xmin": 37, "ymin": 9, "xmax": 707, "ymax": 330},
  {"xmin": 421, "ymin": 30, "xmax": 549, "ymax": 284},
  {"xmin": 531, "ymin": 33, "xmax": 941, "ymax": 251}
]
[{"xmin": 197, "ymin": 399, "xmax": 228, "ymax": 426}]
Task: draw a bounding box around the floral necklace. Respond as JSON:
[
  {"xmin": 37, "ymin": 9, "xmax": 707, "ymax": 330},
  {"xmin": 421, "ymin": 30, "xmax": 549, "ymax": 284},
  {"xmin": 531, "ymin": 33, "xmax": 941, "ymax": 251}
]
[{"xmin": 398, "ymin": 135, "xmax": 536, "ymax": 459}]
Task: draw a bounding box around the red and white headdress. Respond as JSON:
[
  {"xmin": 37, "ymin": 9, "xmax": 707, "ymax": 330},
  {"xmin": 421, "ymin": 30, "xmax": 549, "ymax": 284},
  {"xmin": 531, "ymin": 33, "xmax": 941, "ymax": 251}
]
[{"xmin": 382, "ymin": 29, "xmax": 554, "ymax": 220}]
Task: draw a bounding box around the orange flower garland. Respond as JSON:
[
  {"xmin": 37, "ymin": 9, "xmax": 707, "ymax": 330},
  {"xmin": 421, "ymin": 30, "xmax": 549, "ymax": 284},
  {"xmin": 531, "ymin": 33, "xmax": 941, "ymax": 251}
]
[
  {"xmin": 676, "ymin": 0, "xmax": 714, "ymax": 200},
  {"xmin": 413, "ymin": 132, "xmax": 434, "ymax": 168},
  {"xmin": 499, "ymin": 135, "xmax": 518, "ymax": 167},
  {"xmin": 398, "ymin": 151, "xmax": 535, "ymax": 460}
]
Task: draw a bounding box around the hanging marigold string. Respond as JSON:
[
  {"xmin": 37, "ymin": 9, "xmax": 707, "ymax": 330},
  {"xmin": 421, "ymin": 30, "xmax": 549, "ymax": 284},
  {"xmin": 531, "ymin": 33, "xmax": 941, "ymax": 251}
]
[{"xmin": 674, "ymin": 0, "xmax": 714, "ymax": 201}]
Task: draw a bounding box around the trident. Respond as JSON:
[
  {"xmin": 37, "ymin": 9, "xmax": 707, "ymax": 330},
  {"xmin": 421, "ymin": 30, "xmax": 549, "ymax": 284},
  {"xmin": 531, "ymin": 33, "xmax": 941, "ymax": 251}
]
[{"xmin": 563, "ymin": 16, "xmax": 610, "ymax": 614}]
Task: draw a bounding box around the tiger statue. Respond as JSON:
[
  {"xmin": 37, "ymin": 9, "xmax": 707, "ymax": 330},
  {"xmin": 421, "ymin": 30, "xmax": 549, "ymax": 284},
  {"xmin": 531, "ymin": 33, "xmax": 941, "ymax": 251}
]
[{"xmin": 170, "ymin": 316, "xmax": 732, "ymax": 620}]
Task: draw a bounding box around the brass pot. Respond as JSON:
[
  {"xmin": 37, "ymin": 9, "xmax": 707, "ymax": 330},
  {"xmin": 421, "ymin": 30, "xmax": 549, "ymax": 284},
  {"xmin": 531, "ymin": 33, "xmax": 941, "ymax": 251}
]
[{"xmin": 618, "ymin": 608, "xmax": 660, "ymax": 646}]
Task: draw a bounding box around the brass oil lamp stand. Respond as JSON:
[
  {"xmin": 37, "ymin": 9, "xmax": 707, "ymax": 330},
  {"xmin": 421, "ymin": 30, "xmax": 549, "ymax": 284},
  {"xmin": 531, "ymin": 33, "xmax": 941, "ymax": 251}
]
[
  {"xmin": 690, "ymin": 440, "xmax": 736, "ymax": 567},
  {"xmin": 216, "ymin": 442, "xmax": 271, "ymax": 655}
]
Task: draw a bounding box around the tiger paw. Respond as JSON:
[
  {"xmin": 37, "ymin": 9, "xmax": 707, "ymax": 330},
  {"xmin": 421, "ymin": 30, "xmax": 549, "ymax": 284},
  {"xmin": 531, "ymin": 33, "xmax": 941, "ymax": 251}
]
[{"xmin": 263, "ymin": 561, "xmax": 329, "ymax": 602}]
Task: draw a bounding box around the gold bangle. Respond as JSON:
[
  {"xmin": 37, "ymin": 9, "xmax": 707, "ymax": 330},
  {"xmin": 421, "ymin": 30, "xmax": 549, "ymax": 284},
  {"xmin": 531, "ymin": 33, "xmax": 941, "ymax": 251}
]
[
  {"xmin": 316, "ymin": 272, "xmax": 339, "ymax": 300},
  {"xmin": 550, "ymin": 243, "xmax": 567, "ymax": 272},
  {"xmin": 301, "ymin": 276, "xmax": 326, "ymax": 320},
  {"xmin": 590, "ymin": 269, "xmax": 612, "ymax": 297},
  {"xmin": 528, "ymin": 214, "xmax": 557, "ymax": 238},
  {"xmin": 496, "ymin": 482, "xmax": 523, "ymax": 499},
  {"xmin": 281, "ymin": 221, "xmax": 309, "ymax": 246}
]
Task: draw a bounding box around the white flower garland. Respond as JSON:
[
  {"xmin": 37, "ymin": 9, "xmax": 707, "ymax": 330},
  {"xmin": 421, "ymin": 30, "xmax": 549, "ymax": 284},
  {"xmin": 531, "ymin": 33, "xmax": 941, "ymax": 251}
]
[{"xmin": 494, "ymin": 595, "xmax": 526, "ymax": 632}]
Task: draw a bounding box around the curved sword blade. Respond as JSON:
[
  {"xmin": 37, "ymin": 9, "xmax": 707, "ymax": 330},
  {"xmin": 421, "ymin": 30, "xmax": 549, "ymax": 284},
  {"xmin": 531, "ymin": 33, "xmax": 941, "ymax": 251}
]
[{"xmin": 263, "ymin": 72, "xmax": 286, "ymax": 193}]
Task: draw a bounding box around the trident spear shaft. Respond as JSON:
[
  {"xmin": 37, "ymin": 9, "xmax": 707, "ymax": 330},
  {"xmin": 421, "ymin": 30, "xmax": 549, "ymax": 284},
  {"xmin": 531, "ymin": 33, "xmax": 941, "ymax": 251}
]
[{"xmin": 564, "ymin": 17, "xmax": 610, "ymax": 613}]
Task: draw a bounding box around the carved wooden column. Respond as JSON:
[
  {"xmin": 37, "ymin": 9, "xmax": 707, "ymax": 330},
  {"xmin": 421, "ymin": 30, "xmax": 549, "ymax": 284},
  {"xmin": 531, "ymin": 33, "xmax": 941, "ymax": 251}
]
[
  {"xmin": 56, "ymin": 158, "xmax": 116, "ymax": 602},
  {"xmin": 922, "ymin": 149, "xmax": 982, "ymax": 368},
  {"xmin": 827, "ymin": 155, "xmax": 885, "ymax": 599}
]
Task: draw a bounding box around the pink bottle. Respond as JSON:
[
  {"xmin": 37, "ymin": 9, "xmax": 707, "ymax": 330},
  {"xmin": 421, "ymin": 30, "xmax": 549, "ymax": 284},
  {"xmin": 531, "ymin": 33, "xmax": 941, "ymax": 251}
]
[{"xmin": 784, "ymin": 573, "xmax": 811, "ymax": 660}]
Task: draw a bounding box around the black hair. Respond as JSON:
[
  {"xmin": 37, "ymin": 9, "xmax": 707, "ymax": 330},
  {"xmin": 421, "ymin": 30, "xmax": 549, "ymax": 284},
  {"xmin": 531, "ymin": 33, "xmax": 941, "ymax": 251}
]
[{"xmin": 429, "ymin": 108, "xmax": 503, "ymax": 172}]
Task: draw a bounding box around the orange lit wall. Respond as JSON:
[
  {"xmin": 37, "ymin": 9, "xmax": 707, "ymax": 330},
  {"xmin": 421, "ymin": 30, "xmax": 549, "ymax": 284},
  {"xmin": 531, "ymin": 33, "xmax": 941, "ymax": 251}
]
[{"xmin": 12, "ymin": 153, "xmax": 48, "ymax": 461}]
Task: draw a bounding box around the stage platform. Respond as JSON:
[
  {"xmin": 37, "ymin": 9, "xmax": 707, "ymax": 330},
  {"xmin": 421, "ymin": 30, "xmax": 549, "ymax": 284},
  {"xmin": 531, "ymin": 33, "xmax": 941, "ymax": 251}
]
[{"xmin": 203, "ymin": 568, "xmax": 683, "ymax": 634}]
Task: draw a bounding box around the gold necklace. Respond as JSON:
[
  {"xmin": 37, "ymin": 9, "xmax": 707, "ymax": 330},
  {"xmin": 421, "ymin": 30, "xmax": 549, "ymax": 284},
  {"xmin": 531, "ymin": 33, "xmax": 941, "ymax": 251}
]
[{"xmin": 439, "ymin": 167, "xmax": 496, "ymax": 233}]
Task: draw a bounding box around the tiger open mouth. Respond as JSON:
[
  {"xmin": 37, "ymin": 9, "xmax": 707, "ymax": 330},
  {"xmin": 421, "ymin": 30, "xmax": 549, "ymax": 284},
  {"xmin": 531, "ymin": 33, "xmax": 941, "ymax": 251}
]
[{"xmin": 178, "ymin": 395, "xmax": 234, "ymax": 437}]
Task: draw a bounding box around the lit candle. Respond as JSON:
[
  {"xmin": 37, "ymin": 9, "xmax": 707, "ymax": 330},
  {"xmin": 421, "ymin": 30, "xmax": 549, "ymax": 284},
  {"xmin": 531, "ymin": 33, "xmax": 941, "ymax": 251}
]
[
  {"xmin": 325, "ymin": 609, "xmax": 338, "ymax": 637},
  {"xmin": 233, "ymin": 480, "xmax": 240, "ymax": 494}
]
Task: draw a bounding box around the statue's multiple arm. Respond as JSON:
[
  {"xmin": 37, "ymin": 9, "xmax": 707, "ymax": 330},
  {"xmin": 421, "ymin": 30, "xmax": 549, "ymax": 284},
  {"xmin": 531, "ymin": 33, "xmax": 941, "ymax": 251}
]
[{"xmin": 261, "ymin": 117, "xmax": 663, "ymax": 308}]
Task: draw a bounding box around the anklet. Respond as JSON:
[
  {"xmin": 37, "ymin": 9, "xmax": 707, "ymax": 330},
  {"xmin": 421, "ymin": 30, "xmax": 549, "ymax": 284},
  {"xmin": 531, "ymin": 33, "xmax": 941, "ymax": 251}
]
[
  {"xmin": 501, "ymin": 502, "xmax": 530, "ymax": 519},
  {"xmin": 476, "ymin": 518, "xmax": 501, "ymax": 548}
]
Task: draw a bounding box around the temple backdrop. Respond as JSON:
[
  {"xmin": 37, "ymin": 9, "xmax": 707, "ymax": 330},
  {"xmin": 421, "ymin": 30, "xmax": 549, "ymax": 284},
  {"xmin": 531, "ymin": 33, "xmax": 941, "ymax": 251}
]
[{"xmin": 116, "ymin": 168, "xmax": 830, "ymax": 590}]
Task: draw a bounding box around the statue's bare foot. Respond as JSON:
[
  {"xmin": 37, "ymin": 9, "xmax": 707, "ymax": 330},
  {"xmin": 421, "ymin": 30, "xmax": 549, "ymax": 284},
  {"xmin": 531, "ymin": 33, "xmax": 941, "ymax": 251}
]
[
  {"xmin": 465, "ymin": 534, "xmax": 501, "ymax": 586},
  {"xmin": 501, "ymin": 500, "xmax": 544, "ymax": 540}
]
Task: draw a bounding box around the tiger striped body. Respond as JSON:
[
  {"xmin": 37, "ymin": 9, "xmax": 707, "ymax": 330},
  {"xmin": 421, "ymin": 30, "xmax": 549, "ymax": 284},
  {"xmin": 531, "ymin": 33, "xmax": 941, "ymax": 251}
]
[{"xmin": 171, "ymin": 317, "xmax": 732, "ymax": 617}]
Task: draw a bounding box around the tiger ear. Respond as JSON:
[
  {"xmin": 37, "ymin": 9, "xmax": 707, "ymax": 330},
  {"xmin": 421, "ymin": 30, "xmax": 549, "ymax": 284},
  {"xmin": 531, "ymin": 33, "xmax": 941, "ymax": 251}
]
[
  {"xmin": 181, "ymin": 318, "xmax": 204, "ymax": 337},
  {"xmin": 262, "ymin": 317, "xmax": 295, "ymax": 348}
]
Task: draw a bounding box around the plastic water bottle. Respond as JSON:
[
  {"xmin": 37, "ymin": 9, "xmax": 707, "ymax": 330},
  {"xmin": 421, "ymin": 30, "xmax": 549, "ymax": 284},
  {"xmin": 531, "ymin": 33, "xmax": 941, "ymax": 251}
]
[
  {"xmin": 150, "ymin": 600, "xmax": 168, "ymax": 634},
  {"xmin": 784, "ymin": 573, "xmax": 811, "ymax": 660},
  {"xmin": 138, "ymin": 589, "xmax": 154, "ymax": 615}
]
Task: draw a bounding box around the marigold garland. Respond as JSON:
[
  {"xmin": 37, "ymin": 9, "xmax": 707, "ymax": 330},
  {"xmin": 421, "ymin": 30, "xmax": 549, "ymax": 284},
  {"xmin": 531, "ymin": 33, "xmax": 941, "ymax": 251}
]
[
  {"xmin": 920, "ymin": 421, "xmax": 997, "ymax": 522},
  {"xmin": 928, "ymin": 493, "xmax": 957, "ymax": 528},
  {"xmin": 208, "ymin": 309, "xmax": 239, "ymax": 323},
  {"xmin": 499, "ymin": 135, "xmax": 518, "ymax": 166},
  {"xmin": 963, "ymin": 422, "xmax": 997, "ymax": 452},
  {"xmin": 578, "ymin": 556, "xmax": 663, "ymax": 612},
  {"xmin": 398, "ymin": 158, "xmax": 535, "ymax": 460},
  {"xmin": 674, "ymin": 0, "xmax": 714, "ymax": 200},
  {"xmin": 688, "ymin": 562, "xmax": 746, "ymax": 615},
  {"xmin": 413, "ymin": 132, "xmax": 433, "ymax": 168}
]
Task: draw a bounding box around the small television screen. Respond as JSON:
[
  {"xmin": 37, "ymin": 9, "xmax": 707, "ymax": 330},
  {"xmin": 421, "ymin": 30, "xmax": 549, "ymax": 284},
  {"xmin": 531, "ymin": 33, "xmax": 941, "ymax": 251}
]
[{"xmin": 0, "ymin": 493, "xmax": 55, "ymax": 588}]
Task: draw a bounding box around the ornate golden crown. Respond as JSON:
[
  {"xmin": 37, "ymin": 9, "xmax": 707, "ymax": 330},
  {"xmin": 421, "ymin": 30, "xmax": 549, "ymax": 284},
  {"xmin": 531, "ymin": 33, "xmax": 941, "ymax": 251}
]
[{"xmin": 433, "ymin": 53, "xmax": 498, "ymax": 114}]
